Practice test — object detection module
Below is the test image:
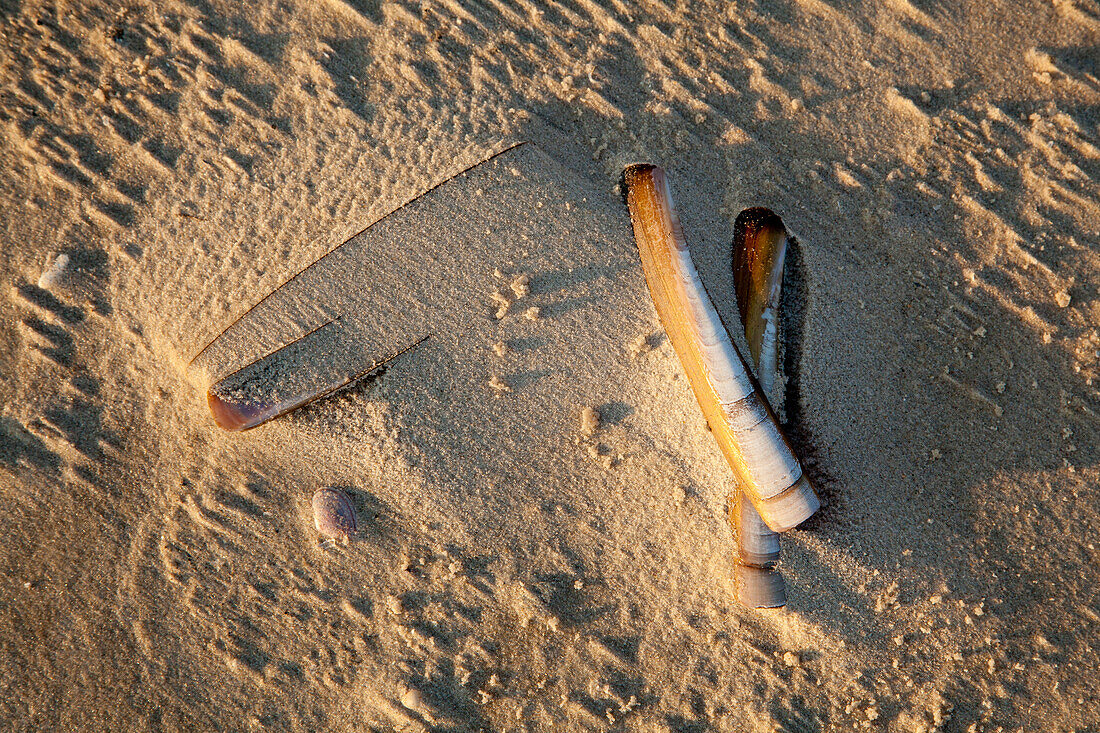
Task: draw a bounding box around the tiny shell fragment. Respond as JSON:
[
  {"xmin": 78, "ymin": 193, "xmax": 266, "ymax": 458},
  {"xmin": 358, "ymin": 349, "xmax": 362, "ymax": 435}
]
[
  {"xmin": 312, "ymin": 488, "xmax": 358, "ymax": 540},
  {"xmin": 38, "ymin": 253, "xmax": 70, "ymax": 289},
  {"xmin": 510, "ymin": 274, "xmax": 531, "ymax": 298},
  {"xmin": 579, "ymin": 406, "xmax": 601, "ymax": 436},
  {"xmin": 400, "ymin": 687, "xmax": 424, "ymax": 712}
]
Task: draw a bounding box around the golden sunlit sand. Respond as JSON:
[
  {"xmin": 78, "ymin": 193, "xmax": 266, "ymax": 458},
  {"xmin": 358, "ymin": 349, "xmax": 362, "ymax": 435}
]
[{"xmin": 1, "ymin": 0, "xmax": 1098, "ymax": 729}]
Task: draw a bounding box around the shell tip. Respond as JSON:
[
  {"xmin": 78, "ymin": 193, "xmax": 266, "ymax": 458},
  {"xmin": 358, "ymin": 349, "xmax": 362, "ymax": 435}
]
[
  {"xmin": 207, "ymin": 390, "xmax": 256, "ymax": 431},
  {"xmin": 757, "ymin": 475, "xmax": 821, "ymax": 532},
  {"xmin": 735, "ymin": 564, "xmax": 787, "ymax": 609}
]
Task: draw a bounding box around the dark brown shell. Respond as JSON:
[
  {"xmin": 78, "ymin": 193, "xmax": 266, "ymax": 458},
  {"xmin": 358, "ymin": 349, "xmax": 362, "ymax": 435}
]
[
  {"xmin": 732, "ymin": 207, "xmax": 788, "ymax": 362},
  {"xmin": 312, "ymin": 488, "xmax": 358, "ymax": 540}
]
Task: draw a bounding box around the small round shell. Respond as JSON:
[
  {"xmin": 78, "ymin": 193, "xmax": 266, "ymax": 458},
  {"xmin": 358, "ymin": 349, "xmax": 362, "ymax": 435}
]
[{"xmin": 312, "ymin": 488, "xmax": 358, "ymax": 540}]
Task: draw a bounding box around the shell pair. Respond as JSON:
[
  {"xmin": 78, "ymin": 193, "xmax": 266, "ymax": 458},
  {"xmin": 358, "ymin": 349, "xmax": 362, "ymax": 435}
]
[{"xmin": 622, "ymin": 165, "xmax": 815, "ymax": 609}]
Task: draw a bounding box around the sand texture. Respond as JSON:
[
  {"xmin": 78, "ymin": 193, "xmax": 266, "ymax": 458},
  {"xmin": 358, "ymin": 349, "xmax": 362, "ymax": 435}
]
[{"xmin": 2, "ymin": 0, "xmax": 1099, "ymax": 730}]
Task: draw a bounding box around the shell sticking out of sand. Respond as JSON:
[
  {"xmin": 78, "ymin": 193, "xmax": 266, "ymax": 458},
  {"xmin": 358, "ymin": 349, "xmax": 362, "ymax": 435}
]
[{"xmin": 312, "ymin": 488, "xmax": 358, "ymax": 541}]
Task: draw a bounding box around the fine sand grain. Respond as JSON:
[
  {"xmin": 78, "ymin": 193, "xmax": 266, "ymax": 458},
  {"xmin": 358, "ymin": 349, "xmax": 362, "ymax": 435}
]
[{"xmin": 1, "ymin": 0, "xmax": 1099, "ymax": 730}]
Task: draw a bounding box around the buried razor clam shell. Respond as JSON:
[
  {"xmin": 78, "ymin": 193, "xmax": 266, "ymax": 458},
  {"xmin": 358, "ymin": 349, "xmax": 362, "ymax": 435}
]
[
  {"xmin": 733, "ymin": 491, "xmax": 780, "ymax": 568},
  {"xmin": 735, "ymin": 563, "xmax": 787, "ymax": 609},
  {"xmin": 312, "ymin": 488, "xmax": 358, "ymax": 540},
  {"xmin": 622, "ymin": 164, "xmax": 819, "ymax": 532},
  {"xmin": 731, "ymin": 206, "xmax": 790, "ymax": 608}
]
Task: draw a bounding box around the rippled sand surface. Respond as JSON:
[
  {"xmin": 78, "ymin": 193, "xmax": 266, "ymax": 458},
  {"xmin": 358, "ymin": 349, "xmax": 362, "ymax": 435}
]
[{"xmin": 1, "ymin": 0, "xmax": 1098, "ymax": 729}]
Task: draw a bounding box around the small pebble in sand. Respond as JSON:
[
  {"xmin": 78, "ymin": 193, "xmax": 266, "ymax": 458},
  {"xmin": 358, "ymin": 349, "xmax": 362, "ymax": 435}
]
[
  {"xmin": 627, "ymin": 334, "xmax": 650, "ymax": 358},
  {"xmin": 510, "ymin": 273, "xmax": 530, "ymax": 298},
  {"xmin": 523, "ymin": 306, "xmax": 540, "ymax": 321},
  {"xmin": 674, "ymin": 486, "xmax": 688, "ymax": 506},
  {"xmin": 492, "ymin": 341, "xmax": 509, "ymax": 357},
  {"xmin": 37, "ymin": 253, "xmax": 70, "ymax": 289},
  {"xmin": 782, "ymin": 651, "xmax": 800, "ymax": 667},
  {"xmin": 491, "ymin": 291, "xmax": 510, "ymax": 319},
  {"xmin": 1055, "ymin": 291, "xmax": 1071, "ymax": 308},
  {"xmin": 579, "ymin": 406, "xmax": 600, "ymax": 436},
  {"xmin": 488, "ymin": 375, "xmax": 511, "ymax": 393}
]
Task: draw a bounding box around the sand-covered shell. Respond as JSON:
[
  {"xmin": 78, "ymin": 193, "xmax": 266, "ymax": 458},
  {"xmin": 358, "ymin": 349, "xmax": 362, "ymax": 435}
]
[{"xmin": 312, "ymin": 488, "xmax": 358, "ymax": 540}]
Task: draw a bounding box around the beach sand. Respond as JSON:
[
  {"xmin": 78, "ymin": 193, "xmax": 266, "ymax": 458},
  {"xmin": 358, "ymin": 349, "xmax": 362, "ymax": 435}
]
[{"xmin": 1, "ymin": 0, "xmax": 1098, "ymax": 729}]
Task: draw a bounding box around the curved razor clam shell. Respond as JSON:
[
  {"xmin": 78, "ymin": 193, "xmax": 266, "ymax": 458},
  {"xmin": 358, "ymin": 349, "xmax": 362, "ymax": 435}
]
[
  {"xmin": 732, "ymin": 207, "xmax": 788, "ymax": 396},
  {"xmin": 735, "ymin": 564, "xmax": 787, "ymax": 609},
  {"xmin": 622, "ymin": 164, "xmax": 819, "ymax": 532},
  {"xmin": 312, "ymin": 487, "xmax": 358, "ymax": 540}
]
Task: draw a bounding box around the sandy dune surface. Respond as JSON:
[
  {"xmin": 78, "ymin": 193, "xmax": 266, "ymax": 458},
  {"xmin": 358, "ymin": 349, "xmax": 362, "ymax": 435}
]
[{"xmin": 1, "ymin": 0, "xmax": 1099, "ymax": 730}]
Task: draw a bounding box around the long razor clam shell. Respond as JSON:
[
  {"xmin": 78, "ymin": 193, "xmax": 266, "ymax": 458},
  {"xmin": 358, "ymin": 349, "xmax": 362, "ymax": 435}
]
[
  {"xmin": 731, "ymin": 208, "xmax": 789, "ymax": 608},
  {"xmin": 622, "ymin": 164, "xmax": 818, "ymax": 532},
  {"xmin": 735, "ymin": 564, "xmax": 787, "ymax": 609},
  {"xmin": 732, "ymin": 207, "xmax": 788, "ymax": 397},
  {"xmin": 731, "ymin": 208, "xmax": 789, "ymax": 553}
]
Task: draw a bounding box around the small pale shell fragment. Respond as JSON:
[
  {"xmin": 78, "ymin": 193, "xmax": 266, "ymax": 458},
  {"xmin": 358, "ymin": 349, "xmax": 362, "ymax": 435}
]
[
  {"xmin": 400, "ymin": 687, "xmax": 424, "ymax": 712},
  {"xmin": 579, "ymin": 406, "xmax": 600, "ymax": 436},
  {"xmin": 523, "ymin": 306, "xmax": 540, "ymax": 321},
  {"xmin": 1055, "ymin": 291, "xmax": 1071, "ymax": 308},
  {"xmin": 488, "ymin": 375, "xmax": 511, "ymax": 393},
  {"xmin": 510, "ymin": 274, "xmax": 530, "ymax": 298},
  {"xmin": 627, "ymin": 334, "xmax": 651, "ymax": 358},
  {"xmin": 312, "ymin": 488, "xmax": 358, "ymax": 541},
  {"xmin": 37, "ymin": 253, "xmax": 70, "ymax": 289},
  {"xmin": 492, "ymin": 341, "xmax": 509, "ymax": 357}
]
